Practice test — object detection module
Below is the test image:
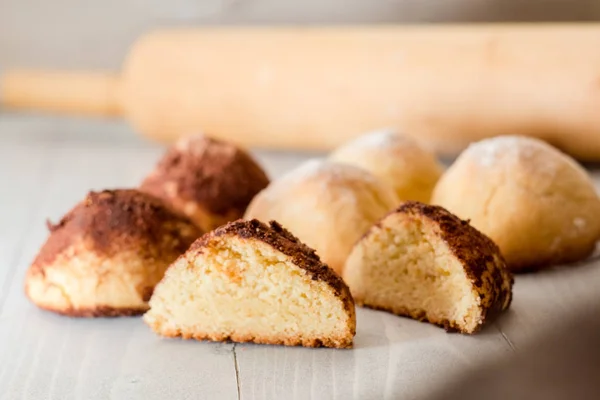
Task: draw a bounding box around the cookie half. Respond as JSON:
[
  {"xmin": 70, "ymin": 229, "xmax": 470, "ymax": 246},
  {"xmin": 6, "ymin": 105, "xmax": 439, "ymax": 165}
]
[
  {"xmin": 343, "ymin": 202, "xmax": 513, "ymax": 334},
  {"xmin": 144, "ymin": 219, "xmax": 356, "ymax": 348}
]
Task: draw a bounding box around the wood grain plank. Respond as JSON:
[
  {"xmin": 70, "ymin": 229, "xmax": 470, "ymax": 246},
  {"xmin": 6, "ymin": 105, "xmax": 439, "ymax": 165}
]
[
  {"xmin": 0, "ymin": 145, "xmax": 50, "ymax": 312},
  {"xmin": 0, "ymin": 312, "xmax": 239, "ymax": 400}
]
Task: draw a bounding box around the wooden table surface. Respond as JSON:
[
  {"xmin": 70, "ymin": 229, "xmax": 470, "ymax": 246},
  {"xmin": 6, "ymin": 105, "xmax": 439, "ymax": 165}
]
[{"xmin": 1, "ymin": 113, "xmax": 599, "ymax": 400}]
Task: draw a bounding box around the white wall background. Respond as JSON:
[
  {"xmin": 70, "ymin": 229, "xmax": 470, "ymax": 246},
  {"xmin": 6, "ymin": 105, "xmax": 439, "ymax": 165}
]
[{"xmin": 1, "ymin": 0, "xmax": 600, "ymax": 71}]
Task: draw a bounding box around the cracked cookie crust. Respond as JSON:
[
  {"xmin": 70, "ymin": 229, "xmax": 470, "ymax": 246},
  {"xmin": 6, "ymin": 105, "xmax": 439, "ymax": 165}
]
[
  {"xmin": 25, "ymin": 189, "xmax": 201, "ymax": 317},
  {"xmin": 432, "ymin": 135, "xmax": 600, "ymax": 272}
]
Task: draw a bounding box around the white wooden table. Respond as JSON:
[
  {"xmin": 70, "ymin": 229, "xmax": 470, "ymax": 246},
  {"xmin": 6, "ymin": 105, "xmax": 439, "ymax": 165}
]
[{"xmin": 1, "ymin": 114, "xmax": 599, "ymax": 400}]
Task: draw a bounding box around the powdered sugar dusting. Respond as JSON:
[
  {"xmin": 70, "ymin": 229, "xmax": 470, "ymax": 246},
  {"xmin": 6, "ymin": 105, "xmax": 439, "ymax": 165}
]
[
  {"xmin": 343, "ymin": 129, "xmax": 412, "ymax": 150},
  {"xmin": 175, "ymin": 133, "xmax": 206, "ymax": 151},
  {"xmin": 276, "ymin": 158, "xmax": 332, "ymax": 184},
  {"xmin": 174, "ymin": 133, "xmax": 236, "ymax": 157},
  {"xmin": 469, "ymin": 136, "xmax": 534, "ymax": 167},
  {"xmin": 279, "ymin": 159, "xmax": 379, "ymax": 185},
  {"xmin": 467, "ymin": 135, "xmax": 560, "ymax": 170},
  {"xmin": 262, "ymin": 158, "xmax": 381, "ymax": 203}
]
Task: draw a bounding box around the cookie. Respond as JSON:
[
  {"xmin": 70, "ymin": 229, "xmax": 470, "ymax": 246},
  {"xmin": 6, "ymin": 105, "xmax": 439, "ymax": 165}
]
[
  {"xmin": 144, "ymin": 219, "xmax": 356, "ymax": 348},
  {"xmin": 343, "ymin": 202, "xmax": 513, "ymax": 334},
  {"xmin": 25, "ymin": 189, "xmax": 201, "ymax": 316},
  {"xmin": 244, "ymin": 159, "xmax": 399, "ymax": 275},
  {"xmin": 141, "ymin": 134, "xmax": 270, "ymax": 231},
  {"xmin": 432, "ymin": 135, "xmax": 600, "ymax": 271},
  {"xmin": 330, "ymin": 130, "xmax": 444, "ymax": 203}
]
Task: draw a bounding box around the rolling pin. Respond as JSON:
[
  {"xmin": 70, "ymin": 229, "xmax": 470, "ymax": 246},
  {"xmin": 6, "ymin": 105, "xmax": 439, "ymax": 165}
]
[{"xmin": 2, "ymin": 24, "xmax": 600, "ymax": 160}]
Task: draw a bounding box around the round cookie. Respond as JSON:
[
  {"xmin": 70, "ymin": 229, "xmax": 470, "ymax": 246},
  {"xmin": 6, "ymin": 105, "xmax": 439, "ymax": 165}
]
[
  {"xmin": 140, "ymin": 134, "xmax": 270, "ymax": 232},
  {"xmin": 432, "ymin": 135, "xmax": 600, "ymax": 272},
  {"xmin": 244, "ymin": 159, "xmax": 399, "ymax": 275},
  {"xmin": 329, "ymin": 130, "xmax": 444, "ymax": 203},
  {"xmin": 25, "ymin": 189, "xmax": 202, "ymax": 316}
]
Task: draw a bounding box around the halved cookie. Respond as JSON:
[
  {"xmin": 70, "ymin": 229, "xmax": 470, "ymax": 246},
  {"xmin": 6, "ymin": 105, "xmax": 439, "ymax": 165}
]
[
  {"xmin": 25, "ymin": 189, "xmax": 202, "ymax": 317},
  {"xmin": 343, "ymin": 202, "xmax": 513, "ymax": 334},
  {"xmin": 144, "ymin": 219, "xmax": 356, "ymax": 348}
]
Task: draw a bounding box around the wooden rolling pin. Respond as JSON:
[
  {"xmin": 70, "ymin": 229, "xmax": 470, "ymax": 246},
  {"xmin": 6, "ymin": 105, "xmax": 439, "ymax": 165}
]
[{"xmin": 2, "ymin": 24, "xmax": 600, "ymax": 160}]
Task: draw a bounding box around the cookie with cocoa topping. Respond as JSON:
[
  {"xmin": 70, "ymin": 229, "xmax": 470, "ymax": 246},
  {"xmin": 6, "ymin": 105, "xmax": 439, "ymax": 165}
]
[
  {"xmin": 140, "ymin": 134, "xmax": 270, "ymax": 232},
  {"xmin": 25, "ymin": 189, "xmax": 202, "ymax": 317},
  {"xmin": 343, "ymin": 201, "xmax": 513, "ymax": 334}
]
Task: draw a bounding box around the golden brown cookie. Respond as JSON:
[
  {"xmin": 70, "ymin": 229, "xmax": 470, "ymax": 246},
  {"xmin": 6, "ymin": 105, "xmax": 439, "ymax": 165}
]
[
  {"xmin": 25, "ymin": 189, "xmax": 202, "ymax": 317},
  {"xmin": 144, "ymin": 219, "xmax": 356, "ymax": 348},
  {"xmin": 432, "ymin": 135, "xmax": 600, "ymax": 272},
  {"xmin": 244, "ymin": 159, "xmax": 399, "ymax": 275},
  {"xmin": 343, "ymin": 202, "xmax": 513, "ymax": 334},
  {"xmin": 330, "ymin": 130, "xmax": 444, "ymax": 203},
  {"xmin": 141, "ymin": 134, "xmax": 270, "ymax": 232}
]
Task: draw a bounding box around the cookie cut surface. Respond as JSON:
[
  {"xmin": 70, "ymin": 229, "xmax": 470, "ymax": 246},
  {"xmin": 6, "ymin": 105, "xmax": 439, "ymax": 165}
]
[
  {"xmin": 25, "ymin": 189, "xmax": 202, "ymax": 317},
  {"xmin": 144, "ymin": 219, "xmax": 356, "ymax": 348},
  {"xmin": 343, "ymin": 202, "xmax": 513, "ymax": 334}
]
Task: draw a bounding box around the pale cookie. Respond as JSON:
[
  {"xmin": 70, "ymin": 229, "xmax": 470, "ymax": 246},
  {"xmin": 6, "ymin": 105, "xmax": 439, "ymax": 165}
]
[
  {"xmin": 330, "ymin": 130, "xmax": 444, "ymax": 203},
  {"xmin": 432, "ymin": 135, "xmax": 600, "ymax": 272},
  {"xmin": 244, "ymin": 159, "xmax": 399, "ymax": 275},
  {"xmin": 144, "ymin": 219, "xmax": 356, "ymax": 348},
  {"xmin": 344, "ymin": 202, "xmax": 513, "ymax": 334}
]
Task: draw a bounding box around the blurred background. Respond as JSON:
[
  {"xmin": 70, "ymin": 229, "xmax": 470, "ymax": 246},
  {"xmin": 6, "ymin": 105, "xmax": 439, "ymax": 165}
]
[{"xmin": 2, "ymin": 0, "xmax": 600, "ymax": 72}]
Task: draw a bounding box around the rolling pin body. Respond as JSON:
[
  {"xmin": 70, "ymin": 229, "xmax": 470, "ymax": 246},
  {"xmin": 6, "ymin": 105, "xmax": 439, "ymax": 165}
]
[{"xmin": 3, "ymin": 25, "xmax": 600, "ymax": 159}]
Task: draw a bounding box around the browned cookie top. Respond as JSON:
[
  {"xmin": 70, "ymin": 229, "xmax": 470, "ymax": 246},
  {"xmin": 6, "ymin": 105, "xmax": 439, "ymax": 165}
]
[
  {"xmin": 141, "ymin": 135, "xmax": 270, "ymax": 216},
  {"xmin": 31, "ymin": 189, "xmax": 202, "ymax": 270},
  {"xmin": 393, "ymin": 201, "xmax": 513, "ymax": 325},
  {"xmin": 190, "ymin": 219, "xmax": 355, "ymax": 322}
]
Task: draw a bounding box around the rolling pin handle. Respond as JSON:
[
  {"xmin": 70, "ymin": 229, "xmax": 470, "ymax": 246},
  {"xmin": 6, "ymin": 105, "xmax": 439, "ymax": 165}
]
[{"xmin": 0, "ymin": 70, "xmax": 122, "ymax": 117}]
